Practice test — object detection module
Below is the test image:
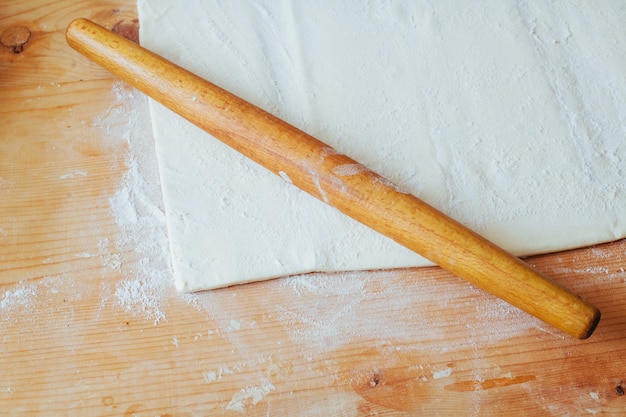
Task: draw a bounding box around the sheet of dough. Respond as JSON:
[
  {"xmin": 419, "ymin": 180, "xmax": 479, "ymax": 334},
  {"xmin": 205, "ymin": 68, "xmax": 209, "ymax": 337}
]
[{"xmin": 137, "ymin": 0, "xmax": 626, "ymax": 292}]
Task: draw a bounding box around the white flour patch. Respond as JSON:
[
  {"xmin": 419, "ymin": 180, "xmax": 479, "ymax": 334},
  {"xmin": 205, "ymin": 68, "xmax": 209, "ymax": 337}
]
[
  {"xmin": 275, "ymin": 272, "xmax": 368, "ymax": 351},
  {"xmin": 275, "ymin": 269, "xmax": 540, "ymax": 357},
  {"xmin": 470, "ymin": 296, "xmax": 540, "ymax": 345},
  {"xmin": 39, "ymin": 274, "xmax": 82, "ymax": 300},
  {"xmin": 59, "ymin": 170, "xmax": 88, "ymax": 180},
  {"xmin": 0, "ymin": 282, "xmax": 38, "ymax": 318},
  {"xmin": 198, "ymin": 356, "xmax": 270, "ymax": 388},
  {"xmin": 0, "ymin": 177, "xmax": 10, "ymax": 192},
  {"xmin": 432, "ymin": 366, "xmax": 453, "ymax": 380},
  {"xmin": 114, "ymin": 273, "xmax": 168, "ymax": 325},
  {"xmin": 225, "ymin": 378, "xmax": 275, "ymax": 412},
  {"xmin": 96, "ymin": 82, "xmax": 173, "ymax": 324},
  {"xmin": 202, "ymin": 371, "xmax": 217, "ymax": 383},
  {"xmin": 590, "ymin": 247, "xmax": 612, "ymax": 260},
  {"xmin": 98, "ymin": 237, "xmax": 122, "ymax": 270},
  {"xmin": 275, "ymin": 270, "xmax": 445, "ymax": 353}
]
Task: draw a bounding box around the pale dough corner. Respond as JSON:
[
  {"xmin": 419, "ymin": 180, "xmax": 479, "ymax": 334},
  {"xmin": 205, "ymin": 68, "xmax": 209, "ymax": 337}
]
[{"xmin": 137, "ymin": 0, "xmax": 626, "ymax": 293}]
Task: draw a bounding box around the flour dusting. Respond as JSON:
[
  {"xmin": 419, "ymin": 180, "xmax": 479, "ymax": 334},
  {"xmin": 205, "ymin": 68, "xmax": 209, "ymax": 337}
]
[
  {"xmin": 275, "ymin": 269, "xmax": 540, "ymax": 355},
  {"xmin": 0, "ymin": 282, "xmax": 38, "ymax": 317},
  {"xmin": 114, "ymin": 273, "xmax": 168, "ymax": 325},
  {"xmin": 225, "ymin": 378, "xmax": 275, "ymax": 412},
  {"xmin": 98, "ymin": 82, "xmax": 173, "ymax": 324},
  {"xmin": 471, "ymin": 296, "xmax": 540, "ymax": 345},
  {"xmin": 202, "ymin": 371, "xmax": 217, "ymax": 383},
  {"xmin": 59, "ymin": 170, "xmax": 88, "ymax": 180}
]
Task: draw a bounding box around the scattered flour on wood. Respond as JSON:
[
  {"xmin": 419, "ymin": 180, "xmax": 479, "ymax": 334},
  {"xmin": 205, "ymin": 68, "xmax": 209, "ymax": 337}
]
[
  {"xmin": 469, "ymin": 296, "xmax": 541, "ymax": 345},
  {"xmin": 0, "ymin": 282, "xmax": 38, "ymax": 319},
  {"xmin": 98, "ymin": 82, "xmax": 173, "ymax": 324},
  {"xmin": 225, "ymin": 378, "xmax": 275, "ymax": 412},
  {"xmin": 0, "ymin": 275, "xmax": 87, "ymax": 325},
  {"xmin": 590, "ymin": 247, "xmax": 613, "ymax": 260},
  {"xmin": 275, "ymin": 269, "xmax": 540, "ymax": 355},
  {"xmin": 202, "ymin": 371, "xmax": 217, "ymax": 383},
  {"xmin": 59, "ymin": 170, "xmax": 88, "ymax": 180},
  {"xmin": 432, "ymin": 366, "xmax": 453, "ymax": 380},
  {"xmin": 0, "ymin": 177, "xmax": 10, "ymax": 195}
]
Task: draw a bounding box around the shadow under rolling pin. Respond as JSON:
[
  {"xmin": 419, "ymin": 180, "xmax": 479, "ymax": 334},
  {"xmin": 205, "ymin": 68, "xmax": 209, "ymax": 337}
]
[{"xmin": 65, "ymin": 18, "xmax": 600, "ymax": 339}]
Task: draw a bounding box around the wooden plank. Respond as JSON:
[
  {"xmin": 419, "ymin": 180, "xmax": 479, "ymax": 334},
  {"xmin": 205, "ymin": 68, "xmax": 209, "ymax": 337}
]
[
  {"xmin": 1, "ymin": 1, "xmax": 625, "ymax": 416},
  {"xmin": 0, "ymin": 1, "xmax": 137, "ymax": 285}
]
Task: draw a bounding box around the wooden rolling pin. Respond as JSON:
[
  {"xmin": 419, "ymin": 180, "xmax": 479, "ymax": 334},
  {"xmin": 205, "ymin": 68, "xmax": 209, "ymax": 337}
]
[{"xmin": 66, "ymin": 18, "xmax": 601, "ymax": 339}]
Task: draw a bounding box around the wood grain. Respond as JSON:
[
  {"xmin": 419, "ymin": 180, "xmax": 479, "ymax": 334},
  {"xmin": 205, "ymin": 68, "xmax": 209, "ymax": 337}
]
[
  {"xmin": 0, "ymin": 1, "xmax": 138, "ymax": 286},
  {"xmin": 1, "ymin": 1, "xmax": 625, "ymax": 415}
]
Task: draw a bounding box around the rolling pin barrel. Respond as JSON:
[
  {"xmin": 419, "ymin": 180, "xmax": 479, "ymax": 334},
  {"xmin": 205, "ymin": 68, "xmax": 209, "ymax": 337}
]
[{"xmin": 65, "ymin": 18, "xmax": 601, "ymax": 339}]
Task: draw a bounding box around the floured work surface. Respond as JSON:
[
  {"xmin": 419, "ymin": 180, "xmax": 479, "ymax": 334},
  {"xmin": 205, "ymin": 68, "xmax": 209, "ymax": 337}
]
[
  {"xmin": 138, "ymin": 1, "xmax": 626, "ymax": 292},
  {"xmin": 2, "ymin": 1, "xmax": 626, "ymax": 415}
]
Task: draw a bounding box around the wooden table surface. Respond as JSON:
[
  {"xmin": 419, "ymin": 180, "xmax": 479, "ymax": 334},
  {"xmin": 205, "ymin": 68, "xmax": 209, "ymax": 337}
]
[{"xmin": 1, "ymin": 1, "xmax": 625, "ymax": 416}]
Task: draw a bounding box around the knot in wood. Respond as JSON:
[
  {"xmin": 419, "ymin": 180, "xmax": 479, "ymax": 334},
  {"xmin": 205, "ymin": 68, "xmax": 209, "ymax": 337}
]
[
  {"xmin": 112, "ymin": 19, "xmax": 139, "ymax": 44},
  {"xmin": 369, "ymin": 373, "xmax": 381, "ymax": 388},
  {"xmin": 1, "ymin": 26, "xmax": 31, "ymax": 53}
]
